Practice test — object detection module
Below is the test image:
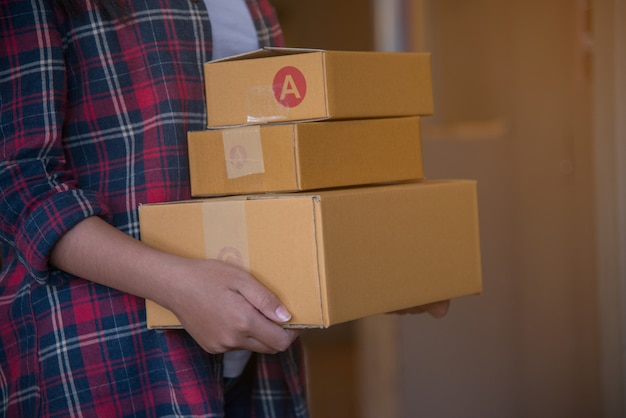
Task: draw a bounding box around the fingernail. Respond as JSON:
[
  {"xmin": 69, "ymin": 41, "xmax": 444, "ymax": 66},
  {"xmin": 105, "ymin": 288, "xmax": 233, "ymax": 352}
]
[{"xmin": 275, "ymin": 305, "xmax": 292, "ymax": 322}]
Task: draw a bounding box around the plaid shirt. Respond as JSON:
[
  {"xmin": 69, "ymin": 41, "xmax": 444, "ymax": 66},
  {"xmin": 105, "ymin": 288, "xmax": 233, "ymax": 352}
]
[{"xmin": 0, "ymin": 1, "xmax": 308, "ymax": 417}]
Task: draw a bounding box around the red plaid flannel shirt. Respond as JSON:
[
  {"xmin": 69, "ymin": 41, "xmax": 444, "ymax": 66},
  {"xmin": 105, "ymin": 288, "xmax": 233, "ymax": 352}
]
[{"xmin": 0, "ymin": 1, "xmax": 308, "ymax": 416}]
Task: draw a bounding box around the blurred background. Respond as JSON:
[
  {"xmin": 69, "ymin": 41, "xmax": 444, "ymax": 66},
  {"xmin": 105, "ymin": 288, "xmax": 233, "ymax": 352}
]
[{"xmin": 270, "ymin": 0, "xmax": 626, "ymax": 417}]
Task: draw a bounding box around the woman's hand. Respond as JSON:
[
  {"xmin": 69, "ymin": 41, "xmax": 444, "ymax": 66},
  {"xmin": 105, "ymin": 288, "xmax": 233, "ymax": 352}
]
[
  {"xmin": 50, "ymin": 216, "xmax": 298, "ymax": 355},
  {"xmin": 164, "ymin": 258, "xmax": 299, "ymax": 354}
]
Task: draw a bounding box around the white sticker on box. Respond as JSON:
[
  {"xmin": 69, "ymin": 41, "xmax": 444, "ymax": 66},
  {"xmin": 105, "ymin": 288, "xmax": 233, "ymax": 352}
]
[
  {"xmin": 246, "ymin": 85, "xmax": 290, "ymax": 124},
  {"xmin": 202, "ymin": 200, "xmax": 250, "ymax": 271},
  {"xmin": 222, "ymin": 125, "xmax": 265, "ymax": 179}
]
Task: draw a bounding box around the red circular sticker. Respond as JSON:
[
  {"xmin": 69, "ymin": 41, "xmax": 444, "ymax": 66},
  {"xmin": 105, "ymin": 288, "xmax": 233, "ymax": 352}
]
[
  {"xmin": 217, "ymin": 246, "xmax": 244, "ymax": 268},
  {"xmin": 272, "ymin": 66, "xmax": 307, "ymax": 108},
  {"xmin": 229, "ymin": 145, "xmax": 247, "ymax": 170}
]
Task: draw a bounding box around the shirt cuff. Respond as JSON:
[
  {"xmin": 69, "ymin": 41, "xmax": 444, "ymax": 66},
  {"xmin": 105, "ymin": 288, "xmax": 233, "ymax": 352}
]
[{"xmin": 15, "ymin": 188, "xmax": 112, "ymax": 283}]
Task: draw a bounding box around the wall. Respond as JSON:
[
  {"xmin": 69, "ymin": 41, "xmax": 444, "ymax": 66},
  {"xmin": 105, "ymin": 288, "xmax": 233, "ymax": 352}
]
[
  {"xmin": 271, "ymin": 0, "xmax": 374, "ymax": 51},
  {"xmin": 593, "ymin": 0, "xmax": 626, "ymax": 415},
  {"xmin": 397, "ymin": 1, "xmax": 601, "ymax": 416}
]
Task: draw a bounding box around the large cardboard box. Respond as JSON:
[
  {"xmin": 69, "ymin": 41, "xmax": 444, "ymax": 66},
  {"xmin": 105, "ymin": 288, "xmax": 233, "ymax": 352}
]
[
  {"xmin": 139, "ymin": 180, "xmax": 482, "ymax": 328},
  {"xmin": 189, "ymin": 116, "xmax": 424, "ymax": 196},
  {"xmin": 204, "ymin": 48, "xmax": 434, "ymax": 128}
]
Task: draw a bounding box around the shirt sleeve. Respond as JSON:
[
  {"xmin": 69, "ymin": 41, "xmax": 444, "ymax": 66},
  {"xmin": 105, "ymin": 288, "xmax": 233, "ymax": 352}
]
[
  {"xmin": 245, "ymin": 0, "xmax": 285, "ymax": 48},
  {"xmin": 0, "ymin": 1, "xmax": 112, "ymax": 283}
]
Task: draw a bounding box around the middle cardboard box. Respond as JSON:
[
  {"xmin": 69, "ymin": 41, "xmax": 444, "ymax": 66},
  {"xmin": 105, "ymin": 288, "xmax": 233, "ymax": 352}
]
[{"xmin": 189, "ymin": 116, "xmax": 423, "ymax": 196}]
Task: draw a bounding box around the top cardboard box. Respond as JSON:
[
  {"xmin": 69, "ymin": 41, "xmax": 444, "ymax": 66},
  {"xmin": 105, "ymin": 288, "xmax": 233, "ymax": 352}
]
[{"xmin": 204, "ymin": 48, "xmax": 434, "ymax": 128}]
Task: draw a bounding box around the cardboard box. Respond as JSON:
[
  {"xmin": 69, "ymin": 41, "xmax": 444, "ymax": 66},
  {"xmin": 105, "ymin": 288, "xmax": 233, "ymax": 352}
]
[
  {"xmin": 189, "ymin": 116, "xmax": 424, "ymax": 196},
  {"xmin": 204, "ymin": 48, "xmax": 434, "ymax": 128},
  {"xmin": 139, "ymin": 180, "xmax": 482, "ymax": 328}
]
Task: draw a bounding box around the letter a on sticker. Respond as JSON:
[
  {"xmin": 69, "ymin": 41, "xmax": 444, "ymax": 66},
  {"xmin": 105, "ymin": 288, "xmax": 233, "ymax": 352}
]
[
  {"xmin": 280, "ymin": 75, "xmax": 301, "ymax": 100},
  {"xmin": 228, "ymin": 145, "xmax": 247, "ymax": 170},
  {"xmin": 273, "ymin": 66, "xmax": 307, "ymax": 108}
]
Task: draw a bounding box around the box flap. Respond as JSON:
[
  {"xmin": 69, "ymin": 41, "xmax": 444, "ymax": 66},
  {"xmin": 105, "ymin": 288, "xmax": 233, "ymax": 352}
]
[
  {"xmin": 140, "ymin": 194, "xmax": 329, "ymax": 328},
  {"xmin": 209, "ymin": 47, "xmax": 325, "ymax": 63},
  {"xmin": 244, "ymin": 196, "xmax": 327, "ymax": 326}
]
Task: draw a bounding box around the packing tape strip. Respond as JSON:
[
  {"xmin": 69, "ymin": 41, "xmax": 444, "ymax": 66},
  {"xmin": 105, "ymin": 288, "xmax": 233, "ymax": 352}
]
[
  {"xmin": 222, "ymin": 125, "xmax": 265, "ymax": 179},
  {"xmin": 245, "ymin": 85, "xmax": 290, "ymax": 124},
  {"xmin": 202, "ymin": 200, "xmax": 250, "ymax": 271}
]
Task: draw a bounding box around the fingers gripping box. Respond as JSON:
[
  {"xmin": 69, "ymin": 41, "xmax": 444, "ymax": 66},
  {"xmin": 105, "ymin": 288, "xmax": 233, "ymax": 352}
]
[
  {"xmin": 204, "ymin": 48, "xmax": 434, "ymax": 127},
  {"xmin": 139, "ymin": 180, "xmax": 483, "ymax": 329}
]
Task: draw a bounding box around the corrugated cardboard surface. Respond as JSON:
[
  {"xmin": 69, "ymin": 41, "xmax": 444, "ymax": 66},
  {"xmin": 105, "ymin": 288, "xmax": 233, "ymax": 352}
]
[
  {"xmin": 204, "ymin": 48, "xmax": 434, "ymax": 127},
  {"xmin": 140, "ymin": 180, "xmax": 482, "ymax": 328},
  {"xmin": 188, "ymin": 116, "xmax": 424, "ymax": 196}
]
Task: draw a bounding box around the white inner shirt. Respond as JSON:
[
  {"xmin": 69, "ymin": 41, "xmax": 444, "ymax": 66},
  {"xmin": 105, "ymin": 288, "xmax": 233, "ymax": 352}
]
[
  {"xmin": 204, "ymin": 0, "xmax": 259, "ymax": 61},
  {"xmin": 202, "ymin": 0, "xmax": 258, "ymax": 378}
]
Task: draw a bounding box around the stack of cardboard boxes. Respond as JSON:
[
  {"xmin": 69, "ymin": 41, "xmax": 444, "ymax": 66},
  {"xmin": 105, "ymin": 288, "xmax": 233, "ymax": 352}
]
[{"xmin": 139, "ymin": 48, "xmax": 482, "ymax": 329}]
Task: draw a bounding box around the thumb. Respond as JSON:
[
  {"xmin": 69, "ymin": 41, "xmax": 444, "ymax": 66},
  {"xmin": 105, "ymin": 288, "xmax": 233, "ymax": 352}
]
[{"xmin": 239, "ymin": 279, "xmax": 292, "ymax": 323}]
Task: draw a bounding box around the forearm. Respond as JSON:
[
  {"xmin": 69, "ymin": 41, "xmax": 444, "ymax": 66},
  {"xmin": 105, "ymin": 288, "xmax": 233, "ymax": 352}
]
[{"xmin": 49, "ymin": 216, "xmax": 181, "ymax": 309}]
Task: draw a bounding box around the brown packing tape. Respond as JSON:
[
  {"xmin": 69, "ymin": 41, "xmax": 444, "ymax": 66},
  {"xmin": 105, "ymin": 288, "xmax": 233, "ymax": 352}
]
[
  {"xmin": 245, "ymin": 85, "xmax": 291, "ymax": 124},
  {"xmin": 221, "ymin": 125, "xmax": 265, "ymax": 180},
  {"xmin": 201, "ymin": 200, "xmax": 250, "ymax": 269}
]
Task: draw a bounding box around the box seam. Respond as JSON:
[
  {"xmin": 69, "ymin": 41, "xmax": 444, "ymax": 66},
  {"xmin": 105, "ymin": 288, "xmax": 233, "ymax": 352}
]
[
  {"xmin": 292, "ymin": 125, "xmax": 302, "ymax": 189},
  {"xmin": 310, "ymin": 196, "xmax": 328, "ymax": 327},
  {"xmin": 321, "ymin": 52, "xmax": 331, "ymax": 119}
]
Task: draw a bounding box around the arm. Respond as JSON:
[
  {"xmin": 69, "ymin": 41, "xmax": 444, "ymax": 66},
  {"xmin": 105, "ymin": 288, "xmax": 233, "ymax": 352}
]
[
  {"xmin": 50, "ymin": 216, "xmax": 298, "ymax": 354},
  {"xmin": 1, "ymin": 2, "xmax": 296, "ymax": 354}
]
